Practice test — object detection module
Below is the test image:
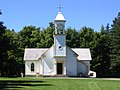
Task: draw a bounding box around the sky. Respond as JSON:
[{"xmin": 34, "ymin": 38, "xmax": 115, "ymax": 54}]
[{"xmin": 0, "ymin": 0, "xmax": 120, "ymax": 32}]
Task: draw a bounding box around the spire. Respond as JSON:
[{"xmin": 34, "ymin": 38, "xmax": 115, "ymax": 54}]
[{"xmin": 54, "ymin": 5, "xmax": 66, "ymax": 21}]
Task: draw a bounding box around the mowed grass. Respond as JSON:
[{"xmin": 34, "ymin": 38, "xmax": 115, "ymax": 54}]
[{"xmin": 0, "ymin": 77, "xmax": 120, "ymax": 90}]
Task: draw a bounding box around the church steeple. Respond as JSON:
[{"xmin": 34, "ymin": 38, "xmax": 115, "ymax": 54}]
[
  {"xmin": 54, "ymin": 5, "xmax": 66, "ymax": 34},
  {"xmin": 54, "ymin": 6, "xmax": 66, "ymax": 57}
]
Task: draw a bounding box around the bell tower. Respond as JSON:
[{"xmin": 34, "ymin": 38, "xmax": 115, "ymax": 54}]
[{"xmin": 54, "ymin": 5, "xmax": 66, "ymax": 57}]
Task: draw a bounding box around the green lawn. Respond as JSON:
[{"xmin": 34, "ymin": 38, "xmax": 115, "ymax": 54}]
[{"xmin": 0, "ymin": 77, "xmax": 120, "ymax": 90}]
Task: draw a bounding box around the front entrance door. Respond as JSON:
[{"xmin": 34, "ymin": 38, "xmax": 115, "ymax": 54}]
[{"xmin": 57, "ymin": 63, "xmax": 63, "ymax": 74}]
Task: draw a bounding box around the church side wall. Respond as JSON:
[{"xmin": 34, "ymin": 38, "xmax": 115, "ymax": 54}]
[
  {"xmin": 82, "ymin": 61, "xmax": 90, "ymax": 74},
  {"xmin": 77, "ymin": 61, "xmax": 86, "ymax": 76},
  {"xmin": 66, "ymin": 47, "xmax": 77, "ymax": 76},
  {"xmin": 25, "ymin": 60, "xmax": 40, "ymax": 76},
  {"xmin": 43, "ymin": 46, "xmax": 55, "ymax": 75},
  {"xmin": 77, "ymin": 61, "xmax": 90, "ymax": 77}
]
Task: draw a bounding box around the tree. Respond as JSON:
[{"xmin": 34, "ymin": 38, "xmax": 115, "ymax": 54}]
[
  {"xmin": 91, "ymin": 25, "xmax": 111, "ymax": 77},
  {"xmin": 0, "ymin": 21, "xmax": 6, "ymax": 76},
  {"xmin": 109, "ymin": 12, "xmax": 120, "ymax": 76},
  {"xmin": 43, "ymin": 27, "xmax": 54, "ymax": 47},
  {"xmin": 78, "ymin": 26, "xmax": 94, "ymax": 48},
  {"xmin": 37, "ymin": 22, "xmax": 54, "ymax": 48},
  {"xmin": 18, "ymin": 26, "xmax": 41, "ymax": 48},
  {"xmin": 66, "ymin": 28, "xmax": 79, "ymax": 48},
  {"xmin": 0, "ymin": 28, "xmax": 23, "ymax": 77}
]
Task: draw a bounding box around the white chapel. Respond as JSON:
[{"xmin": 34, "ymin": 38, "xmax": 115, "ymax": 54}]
[{"xmin": 24, "ymin": 8, "xmax": 92, "ymax": 77}]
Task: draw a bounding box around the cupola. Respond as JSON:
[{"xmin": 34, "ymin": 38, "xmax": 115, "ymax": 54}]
[{"xmin": 54, "ymin": 5, "xmax": 66, "ymax": 34}]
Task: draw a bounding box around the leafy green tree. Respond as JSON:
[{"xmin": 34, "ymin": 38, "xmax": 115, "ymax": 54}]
[
  {"xmin": 18, "ymin": 26, "xmax": 41, "ymax": 48},
  {"xmin": 66, "ymin": 28, "xmax": 79, "ymax": 48},
  {"xmin": 78, "ymin": 26, "xmax": 94, "ymax": 48},
  {"xmin": 109, "ymin": 12, "xmax": 120, "ymax": 76},
  {"xmin": 37, "ymin": 23, "xmax": 54, "ymax": 48},
  {"xmin": 0, "ymin": 28, "xmax": 22, "ymax": 77},
  {"xmin": 91, "ymin": 25, "xmax": 111, "ymax": 77},
  {"xmin": 0, "ymin": 21, "xmax": 6, "ymax": 76}
]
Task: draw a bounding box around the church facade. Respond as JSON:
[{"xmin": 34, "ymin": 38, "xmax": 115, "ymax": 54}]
[{"xmin": 24, "ymin": 10, "xmax": 92, "ymax": 77}]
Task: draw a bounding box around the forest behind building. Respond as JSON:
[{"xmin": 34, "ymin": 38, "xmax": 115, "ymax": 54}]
[{"xmin": 0, "ymin": 12, "xmax": 120, "ymax": 77}]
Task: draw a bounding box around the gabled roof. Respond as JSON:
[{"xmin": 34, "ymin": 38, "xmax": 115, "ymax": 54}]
[
  {"xmin": 24, "ymin": 48, "xmax": 92, "ymax": 61},
  {"xmin": 67, "ymin": 46, "xmax": 78, "ymax": 56},
  {"xmin": 72, "ymin": 48, "xmax": 92, "ymax": 61},
  {"xmin": 24, "ymin": 48, "xmax": 48, "ymax": 60}
]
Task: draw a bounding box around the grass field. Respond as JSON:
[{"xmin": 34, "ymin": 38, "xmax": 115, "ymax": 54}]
[{"xmin": 0, "ymin": 77, "xmax": 120, "ymax": 90}]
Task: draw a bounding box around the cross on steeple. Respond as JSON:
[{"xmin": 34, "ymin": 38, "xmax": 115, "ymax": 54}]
[
  {"xmin": 0, "ymin": 9, "xmax": 2, "ymax": 15},
  {"xmin": 57, "ymin": 5, "xmax": 63, "ymax": 12}
]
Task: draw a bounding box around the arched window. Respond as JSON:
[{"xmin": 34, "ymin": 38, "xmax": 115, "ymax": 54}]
[{"xmin": 31, "ymin": 63, "xmax": 34, "ymax": 72}]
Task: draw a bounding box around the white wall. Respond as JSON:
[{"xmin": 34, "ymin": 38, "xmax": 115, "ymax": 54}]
[
  {"xmin": 43, "ymin": 46, "xmax": 55, "ymax": 75},
  {"xmin": 77, "ymin": 61, "xmax": 90, "ymax": 76},
  {"xmin": 77, "ymin": 61, "xmax": 86, "ymax": 75},
  {"xmin": 54, "ymin": 35, "xmax": 66, "ymax": 56},
  {"xmin": 82, "ymin": 61, "xmax": 90, "ymax": 74},
  {"xmin": 25, "ymin": 60, "xmax": 40, "ymax": 75},
  {"xmin": 66, "ymin": 47, "xmax": 77, "ymax": 76}
]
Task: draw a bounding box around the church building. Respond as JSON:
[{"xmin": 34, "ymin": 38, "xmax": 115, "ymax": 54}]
[{"xmin": 24, "ymin": 8, "xmax": 92, "ymax": 77}]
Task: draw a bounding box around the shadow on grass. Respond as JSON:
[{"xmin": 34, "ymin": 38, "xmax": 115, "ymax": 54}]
[{"xmin": 0, "ymin": 80, "xmax": 53, "ymax": 90}]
